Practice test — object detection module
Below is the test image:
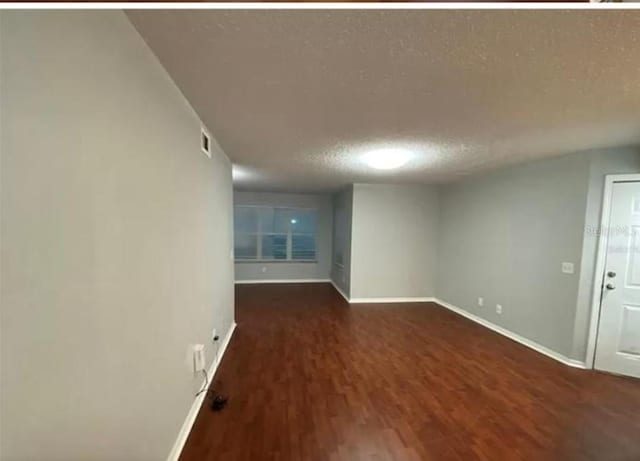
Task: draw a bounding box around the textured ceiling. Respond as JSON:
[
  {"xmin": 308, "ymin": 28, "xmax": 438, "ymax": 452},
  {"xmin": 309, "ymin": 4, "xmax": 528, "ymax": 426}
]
[{"xmin": 128, "ymin": 10, "xmax": 640, "ymax": 192}]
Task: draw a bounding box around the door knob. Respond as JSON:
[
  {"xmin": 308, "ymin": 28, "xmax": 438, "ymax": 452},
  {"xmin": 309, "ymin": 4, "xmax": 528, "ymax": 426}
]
[
  {"xmin": 606, "ymin": 283, "xmax": 616, "ymax": 290},
  {"xmin": 607, "ymin": 271, "xmax": 616, "ymax": 278}
]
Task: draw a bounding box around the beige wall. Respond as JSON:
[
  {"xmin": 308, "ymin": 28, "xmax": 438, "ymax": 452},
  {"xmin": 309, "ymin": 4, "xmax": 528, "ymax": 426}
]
[
  {"xmin": 350, "ymin": 184, "xmax": 439, "ymax": 300},
  {"xmin": 1, "ymin": 11, "xmax": 234, "ymax": 460}
]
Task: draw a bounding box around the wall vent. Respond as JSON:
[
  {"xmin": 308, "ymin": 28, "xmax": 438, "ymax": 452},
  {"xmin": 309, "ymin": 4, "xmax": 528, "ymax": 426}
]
[{"xmin": 201, "ymin": 128, "xmax": 211, "ymax": 158}]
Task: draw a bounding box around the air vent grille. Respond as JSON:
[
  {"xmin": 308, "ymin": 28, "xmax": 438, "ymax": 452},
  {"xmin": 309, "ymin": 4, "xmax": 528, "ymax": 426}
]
[{"xmin": 201, "ymin": 129, "xmax": 211, "ymax": 158}]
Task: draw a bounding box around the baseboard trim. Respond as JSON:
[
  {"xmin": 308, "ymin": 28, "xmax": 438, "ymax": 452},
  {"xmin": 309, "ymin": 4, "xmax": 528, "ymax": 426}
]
[
  {"xmin": 235, "ymin": 279, "xmax": 330, "ymax": 284},
  {"xmin": 349, "ymin": 297, "xmax": 436, "ymax": 304},
  {"xmin": 167, "ymin": 322, "xmax": 237, "ymax": 461},
  {"xmin": 330, "ymin": 279, "xmax": 350, "ymax": 302},
  {"xmin": 327, "ymin": 281, "xmax": 435, "ymax": 305},
  {"xmin": 433, "ymin": 298, "xmax": 586, "ymax": 369}
]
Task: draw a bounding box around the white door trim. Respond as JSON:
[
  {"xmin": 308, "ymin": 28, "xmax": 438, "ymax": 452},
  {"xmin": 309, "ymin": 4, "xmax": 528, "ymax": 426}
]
[{"xmin": 585, "ymin": 173, "xmax": 640, "ymax": 369}]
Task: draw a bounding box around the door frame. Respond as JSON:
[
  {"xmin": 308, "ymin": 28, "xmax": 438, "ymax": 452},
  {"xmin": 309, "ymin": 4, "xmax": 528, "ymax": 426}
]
[{"xmin": 586, "ymin": 173, "xmax": 640, "ymax": 369}]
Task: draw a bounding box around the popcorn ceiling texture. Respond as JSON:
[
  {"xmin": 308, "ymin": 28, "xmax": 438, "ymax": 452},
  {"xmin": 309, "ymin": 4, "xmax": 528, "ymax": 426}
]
[{"xmin": 128, "ymin": 10, "xmax": 640, "ymax": 192}]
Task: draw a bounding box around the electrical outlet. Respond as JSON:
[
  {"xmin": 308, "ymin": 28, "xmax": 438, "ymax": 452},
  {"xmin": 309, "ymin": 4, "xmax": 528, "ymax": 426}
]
[
  {"xmin": 478, "ymin": 297, "xmax": 484, "ymax": 307},
  {"xmin": 193, "ymin": 344, "xmax": 205, "ymax": 372},
  {"xmin": 261, "ymin": 266, "xmax": 267, "ymax": 273},
  {"xmin": 211, "ymin": 328, "xmax": 217, "ymax": 343},
  {"xmin": 562, "ymin": 262, "xmax": 574, "ymax": 274},
  {"xmin": 496, "ymin": 304, "xmax": 503, "ymax": 315}
]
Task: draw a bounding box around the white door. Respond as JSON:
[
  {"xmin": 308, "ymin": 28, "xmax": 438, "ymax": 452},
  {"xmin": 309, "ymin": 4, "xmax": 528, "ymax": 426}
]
[{"xmin": 595, "ymin": 181, "xmax": 640, "ymax": 378}]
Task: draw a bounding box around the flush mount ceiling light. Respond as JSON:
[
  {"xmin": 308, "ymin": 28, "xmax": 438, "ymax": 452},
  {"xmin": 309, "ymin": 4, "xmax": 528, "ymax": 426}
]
[
  {"xmin": 361, "ymin": 148, "xmax": 413, "ymax": 170},
  {"xmin": 232, "ymin": 165, "xmax": 251, "ymax": 181}
]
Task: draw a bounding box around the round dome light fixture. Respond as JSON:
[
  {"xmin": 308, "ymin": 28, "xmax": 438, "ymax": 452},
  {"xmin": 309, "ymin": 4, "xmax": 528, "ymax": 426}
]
[{"xmin": 361, "ymin": 148, "xmax": 413, "ymax": 170}]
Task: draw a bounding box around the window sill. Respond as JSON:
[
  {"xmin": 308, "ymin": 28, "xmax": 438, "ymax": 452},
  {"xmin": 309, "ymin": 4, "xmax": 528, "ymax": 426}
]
[{"xmin": 235, "ymin": 259, "xmax": 318, "ymax": 264}]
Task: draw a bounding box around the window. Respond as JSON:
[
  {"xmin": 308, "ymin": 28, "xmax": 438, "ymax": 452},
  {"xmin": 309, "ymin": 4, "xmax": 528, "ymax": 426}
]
[{"xmin": 234, "ymin": 206, "xmax": 317, "ymax": 261}]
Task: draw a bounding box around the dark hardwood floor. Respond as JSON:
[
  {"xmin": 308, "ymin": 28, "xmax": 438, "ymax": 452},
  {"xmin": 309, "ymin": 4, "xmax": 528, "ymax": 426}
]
[{"xmin": 181, "ymin": 283, "xmax": 640, "ymax": 461}]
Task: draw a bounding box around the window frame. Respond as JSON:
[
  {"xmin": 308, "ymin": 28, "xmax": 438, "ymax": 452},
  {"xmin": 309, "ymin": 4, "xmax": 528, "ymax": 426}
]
[{"xmin": 234, "ymin": 205, "xmax": 318, "ymax": 263}]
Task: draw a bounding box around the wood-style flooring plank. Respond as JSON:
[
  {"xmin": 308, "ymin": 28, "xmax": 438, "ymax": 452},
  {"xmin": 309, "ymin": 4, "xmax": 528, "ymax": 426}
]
[{"xmin": 181, "ymin": 283, "xmax": 640, "ymax": 461}]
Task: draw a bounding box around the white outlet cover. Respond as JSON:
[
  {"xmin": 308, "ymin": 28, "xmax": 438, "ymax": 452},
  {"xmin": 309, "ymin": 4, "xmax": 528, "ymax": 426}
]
[
  {"xmin": 193, "ymin": 344, "xmax": 205, "ymax": 372},
  {"xmin": 212, "ymin": 328, "xmax": 217, "ymax": 342},
  {"xmin": 261, "ymin": 266, "xmax": 267, "ymax": 273},
  {"xmin": 478, "ymin": 297, "xmax": 484, "ymax": 307},
  {"xmin": 496, "ymin": 304, "xmax": 503, "ymax": 314},
  {"xmin": 562, "ymin": 262, "xmax": 574, "ymax": 274}
]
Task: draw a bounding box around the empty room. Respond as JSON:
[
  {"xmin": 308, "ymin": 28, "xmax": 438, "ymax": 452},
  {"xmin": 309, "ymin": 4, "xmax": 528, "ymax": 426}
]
[{"xmin": 2, "ymin": 8, "xmax": 640, "ymax": 461}]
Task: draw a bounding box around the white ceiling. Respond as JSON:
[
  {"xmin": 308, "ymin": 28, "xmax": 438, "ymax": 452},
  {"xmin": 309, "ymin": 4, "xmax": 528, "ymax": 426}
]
[{"xmin": 128, "ymin": 10, "xmax": 640, "ymax": 192}]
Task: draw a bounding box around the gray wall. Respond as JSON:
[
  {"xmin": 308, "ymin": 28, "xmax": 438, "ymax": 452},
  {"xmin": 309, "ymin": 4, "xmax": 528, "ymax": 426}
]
[
  {"xmin": 350, "ymin": 184, "xmax": 439, "ymax": 299},
  {"xmin": 436, "ymin": 153, "xmax": 591, "ymax": 358},
  {"xmin": 233, "ymin": 191, "xmax": 332, "ymax": 281},
  {"xmin": 436, "ymin": 149, "xmax": 640, "ymax": 361},
  {"xmin": 1, "ymin": 11, "xmax": 234, "ymax": 460},
  {"xmin": 330, "ymin": 186, "xmax": 353, "ymax": 297}
]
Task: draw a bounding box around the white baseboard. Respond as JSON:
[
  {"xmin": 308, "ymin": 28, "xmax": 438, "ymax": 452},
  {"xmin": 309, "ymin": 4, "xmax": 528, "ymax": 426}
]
[
  {"xmin": 330, "ymin": 279, "xmax": 350, "ymax": 302},
  {"xmin": 326, "ymin": 287, "xmax": 584, "ymax": 370},
  {"xmin": 328, "ymin": 280, "xmax": 435, "ymax": 305},
  {"xmin": 235, "ymin": 279, "xmax": 330, "ymax": 284},
  {"xmin": 433, "ymin": 298, "xmax": 586, "ymax": 369},
  {"xmin": 167, "ymin": 322, "xmax": 237, "ymax": 461},
  {"xmin": 350, "ymin": 297, "xmax": 436, "ymax": 304}
]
